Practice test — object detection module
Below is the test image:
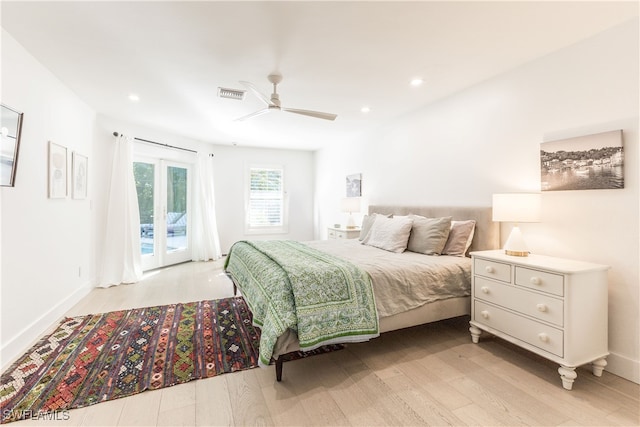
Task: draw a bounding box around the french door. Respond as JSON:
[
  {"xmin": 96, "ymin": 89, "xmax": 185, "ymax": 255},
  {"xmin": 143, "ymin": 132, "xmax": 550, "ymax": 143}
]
[{"xmin": 134, "ymin": 158, "xmax": 192, "ymax": 271}]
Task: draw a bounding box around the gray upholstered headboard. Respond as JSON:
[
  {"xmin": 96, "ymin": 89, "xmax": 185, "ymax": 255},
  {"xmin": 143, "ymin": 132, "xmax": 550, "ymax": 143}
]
[{"xmin": 368, "ymin": 205, "xmax": 499, "ymax": 253}]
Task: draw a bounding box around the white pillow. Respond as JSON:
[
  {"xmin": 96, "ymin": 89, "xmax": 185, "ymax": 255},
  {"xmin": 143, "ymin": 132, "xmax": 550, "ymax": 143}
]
[
  {"xmin": 359, "ymin": 213, "xmax": 391, "ymax": 241},
  {"xmin": 363, "ymin": 215, "xmax": 414, "ymax": 253}
]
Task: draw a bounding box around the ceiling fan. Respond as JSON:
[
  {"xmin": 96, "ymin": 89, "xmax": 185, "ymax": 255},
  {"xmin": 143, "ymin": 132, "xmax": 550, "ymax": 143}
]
[{"xmin": 235, "ymin": 73, "xmax": 337, "ymax": 122}]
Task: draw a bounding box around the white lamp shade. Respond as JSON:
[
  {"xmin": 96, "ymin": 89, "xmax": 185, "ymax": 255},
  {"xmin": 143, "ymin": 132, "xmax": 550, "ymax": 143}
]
[
  {"xmin": 341, "ymin": 197, "xmax": 361, "ymax": 213},
  {"xmin": 492, "ymin": 193, "xmax": 541, "ymax": 223}
]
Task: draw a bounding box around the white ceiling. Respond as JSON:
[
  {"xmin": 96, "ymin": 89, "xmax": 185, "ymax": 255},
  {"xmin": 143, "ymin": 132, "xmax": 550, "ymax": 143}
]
[{"xmin": 2, "ymin": 1, "xmax": 637, "ymax": 151}]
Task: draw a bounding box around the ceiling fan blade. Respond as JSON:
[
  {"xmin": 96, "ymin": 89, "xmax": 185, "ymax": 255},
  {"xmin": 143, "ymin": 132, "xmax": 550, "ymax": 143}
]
[
  {"xmin": 282, "ymin": 108, "xmax": 337, "ymax": 121},
  {"xmin": 239, "ymin": 81, "xmax": 273, "ymax": 106},
  {"xmin": 234, "ymin": 108, "xmax": 270, "ymax": 122}
]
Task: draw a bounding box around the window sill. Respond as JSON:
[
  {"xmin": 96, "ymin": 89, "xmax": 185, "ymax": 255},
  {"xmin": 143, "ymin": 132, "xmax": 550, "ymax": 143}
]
[{"xmin": 244, "ymin": 227, "xmax": 289, "ymax": 235}]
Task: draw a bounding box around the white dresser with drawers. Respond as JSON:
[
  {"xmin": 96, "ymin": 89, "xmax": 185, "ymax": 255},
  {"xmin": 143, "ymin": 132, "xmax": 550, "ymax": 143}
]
[{"xmin": 469, "ymin": 250, "xmax": 609, "ymax": 390}]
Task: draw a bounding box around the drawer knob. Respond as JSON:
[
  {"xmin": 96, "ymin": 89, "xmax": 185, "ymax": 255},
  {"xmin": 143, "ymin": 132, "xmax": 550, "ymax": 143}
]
[
  {"xmin": 485, "ymin": 266, "xmax": 494, "ymax": 274},
  {"xmin": 530, "ymin": 276, "xmax": 541, "ymax": 285},
  {"xmin": 480, "ymin": 310, "xmax": 490, "ymax": 319},
  {"xmin": 536, "ymin": 303, "xmax": 548, "ymax": 312},
  {"xmin": 481, "ymin": 286, "xmax": 490, "ymax": 294},
  {"xmin": 538, "ymin": 333, "xmax": 549, "ymax": 343}
]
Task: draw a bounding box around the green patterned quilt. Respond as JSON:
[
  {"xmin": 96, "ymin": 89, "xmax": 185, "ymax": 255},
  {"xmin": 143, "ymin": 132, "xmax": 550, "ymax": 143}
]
[{"xmin": 224, "ymin": 240, "xmax": 379, "ymax": 366}]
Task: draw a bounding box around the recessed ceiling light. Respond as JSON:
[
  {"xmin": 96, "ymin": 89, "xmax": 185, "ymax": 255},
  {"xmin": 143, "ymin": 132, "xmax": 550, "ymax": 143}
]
[
  {"xmin": 361, "ymin": 106, "xmax": 371, "ymax": 113},
  {"xmin": 410, "ymin": 78, "xmax": 424, "ymax": 87},
  {"xmin": 128, "ymin": 93, "xmax": 140, "ymax": 102}
]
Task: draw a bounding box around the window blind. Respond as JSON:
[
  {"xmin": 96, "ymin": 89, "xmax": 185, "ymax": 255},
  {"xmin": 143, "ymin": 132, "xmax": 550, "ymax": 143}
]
[{"xmin": 248, "ymin": 167, "xmax": 283, "ymax": 227}]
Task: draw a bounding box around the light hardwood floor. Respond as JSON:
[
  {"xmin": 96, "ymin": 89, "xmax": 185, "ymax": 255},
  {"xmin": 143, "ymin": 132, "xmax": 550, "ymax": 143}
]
[{"xmin": 9, "ymin": 260, "xmax": 640, "ymax": 426}]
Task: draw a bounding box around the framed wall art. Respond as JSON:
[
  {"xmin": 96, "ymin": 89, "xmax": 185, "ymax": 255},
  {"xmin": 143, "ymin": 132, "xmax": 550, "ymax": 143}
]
[
  {"xmin": 1, "ymin": 103, "xmax": 24, "ymax": 187},
  {"xmin": 346, "ymin": 173, "xmax": 362, "ymax": 197},
  {"xmin": 49, "ymin": 141, "xmax": 67, "ymax": 198},
  {"xmin": 72, "ymin": 152, "xmax": 88, "ymax": 199},
  {"xmin": 540, "ymin": 130, "xmax": 623, "ymax": 191}
]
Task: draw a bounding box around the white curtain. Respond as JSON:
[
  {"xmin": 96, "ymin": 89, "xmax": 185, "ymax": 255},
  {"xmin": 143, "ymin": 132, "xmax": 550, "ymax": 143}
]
[
  {"xmin": 191, "ymin": 153, "xmax": 222, "ymax": 261},
  {"xmin": 98, "ymin": 134, "xmax": 143, "ymax": 287}
]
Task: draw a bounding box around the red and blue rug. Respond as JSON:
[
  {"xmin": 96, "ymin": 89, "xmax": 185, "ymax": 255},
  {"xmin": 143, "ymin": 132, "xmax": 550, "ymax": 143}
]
[{"xmin": 0, "ymin": 297, "xmax": 341, "ymax": 423}]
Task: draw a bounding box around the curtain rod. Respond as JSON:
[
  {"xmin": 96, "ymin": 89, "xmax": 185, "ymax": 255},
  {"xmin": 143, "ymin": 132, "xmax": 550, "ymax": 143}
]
[{"xmin": 112, "ymin": 132, "xmax": 214, "ymax": 157}]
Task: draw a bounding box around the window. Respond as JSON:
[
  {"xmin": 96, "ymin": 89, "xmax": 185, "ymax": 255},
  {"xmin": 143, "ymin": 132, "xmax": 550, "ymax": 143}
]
[{"xmin": 246, "ymin": 165, "xmax": 287, "ymax": 233}]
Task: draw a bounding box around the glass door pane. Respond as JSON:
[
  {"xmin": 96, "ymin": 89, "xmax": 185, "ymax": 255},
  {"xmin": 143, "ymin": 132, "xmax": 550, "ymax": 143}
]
[
  {"xmin": 166, "ymin": 165, "xmax": 188, "ymax": 253},
  {"xmin": 162, "ymin": 161, "xmax": 191, "ymax": 267},
  {"xmin": 134, "ymin": 161, "xmax": 156, "ymax": 257}
]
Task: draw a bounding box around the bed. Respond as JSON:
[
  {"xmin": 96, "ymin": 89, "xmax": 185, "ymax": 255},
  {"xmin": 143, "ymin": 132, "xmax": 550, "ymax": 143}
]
[{"xmin": 225, "ymin": 205, "xmax": 499, "ymax": 381}]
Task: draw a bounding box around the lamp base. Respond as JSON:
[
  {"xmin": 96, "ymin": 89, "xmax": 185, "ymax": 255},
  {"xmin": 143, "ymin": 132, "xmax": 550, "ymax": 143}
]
[
  {"xmin": 505, "ymin": 249, "xmax": 529, "ymax": 257},
  {"xmin": 346, "ymin": 213, "xmax": 357, "ymax": 230},
  {"xmin": 503, "ymin": 226, "xmax": 531, "ymax": 257}
]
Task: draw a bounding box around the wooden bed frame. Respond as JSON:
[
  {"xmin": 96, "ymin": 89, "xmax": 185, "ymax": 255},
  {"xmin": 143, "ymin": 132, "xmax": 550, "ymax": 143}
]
[{"xmin": 231, "ymin": 205, "xmax": 499, "ymax": 381}]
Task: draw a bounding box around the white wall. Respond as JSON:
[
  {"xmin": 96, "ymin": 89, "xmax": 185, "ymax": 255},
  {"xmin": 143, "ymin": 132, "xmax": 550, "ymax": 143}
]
[
  {"xmin": 1, "ymin": 30, "xmax": 96, "ymax": 368},
  {"xmin": 315, "ymin": 19, "xmax": 639, "ymax": 382},
  {"xmin": 210, "ymin": 144, "xmax": 315, "ymax": 252},
  {"xmin": 94, "ymin": 116, "xmax": 315, "ymax": 258}
]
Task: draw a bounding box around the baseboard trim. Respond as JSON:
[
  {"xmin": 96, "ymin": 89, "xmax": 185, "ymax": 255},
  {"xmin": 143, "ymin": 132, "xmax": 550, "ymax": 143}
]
[
  {"xmin": 606, "ymin": 351, "xmax": 640, "ymax": 384},
  {"xmin": 1, "ymin": 281, "xmax": 93, "ymax": 372}
]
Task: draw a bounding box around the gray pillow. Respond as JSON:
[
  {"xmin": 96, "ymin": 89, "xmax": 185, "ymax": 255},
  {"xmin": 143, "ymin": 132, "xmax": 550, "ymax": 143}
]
[
  {"xmin": 407, "ymin": 216, "xmax": 452, "ymax": 255},
  {"xmin": 442, "ymin": 220, "xmax": 476, "ymax": 257},
  {"xmin": 363, "ymin": 215, "xmax": 414, "ymax": 253}
]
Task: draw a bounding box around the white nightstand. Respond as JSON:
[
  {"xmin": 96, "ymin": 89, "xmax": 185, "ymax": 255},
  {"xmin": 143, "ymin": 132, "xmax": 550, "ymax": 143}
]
[
  {"xmin": 327, "ymin": 227, "xmax": 360, "ymax": 240},
  {"xmin": 469, "ymin": 250, "xmax": 609, "ymax": 390}
]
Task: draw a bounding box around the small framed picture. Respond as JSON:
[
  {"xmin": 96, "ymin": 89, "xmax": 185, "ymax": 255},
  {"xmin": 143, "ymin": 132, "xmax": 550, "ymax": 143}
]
[
  {"xmin": 346, "ymin": 173, "xmax": 362, "ymax": 197},
  {"xmin": 72, "ymin": 152, "xmax": 88, "ymax": 199},
  {"xmin": 48, "ymin": 141, "xmax": 67, "ymax": 198}
]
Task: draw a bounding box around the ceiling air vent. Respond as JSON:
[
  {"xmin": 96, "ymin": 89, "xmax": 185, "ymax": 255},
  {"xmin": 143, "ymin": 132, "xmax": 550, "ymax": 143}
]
[{"xmin": 217, "ymin": 87, "xmax": 246, "ymax": 101}]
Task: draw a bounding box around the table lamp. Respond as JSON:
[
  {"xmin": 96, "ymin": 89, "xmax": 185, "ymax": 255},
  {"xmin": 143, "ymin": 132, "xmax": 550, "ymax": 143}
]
[
  {"xmin": 341, "ymin": 197, "xmax": 361, "ymax": 229},
  {"xmin": 492, "ymin": 193, "xmax": 541, "ymax": 256}
]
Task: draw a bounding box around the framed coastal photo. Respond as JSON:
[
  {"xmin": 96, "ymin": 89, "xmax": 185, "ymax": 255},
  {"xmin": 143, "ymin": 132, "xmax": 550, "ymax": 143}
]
[
  {"xmin": 72, "ymin": 152, "xmax": 88, "ymax": 199},
  {"xmin": 346, "ymin": 173, "xmax": 362, "ymax": 197},
  {"xmin": 540, "ymin": 130, "xmax": 623, "ymax": 191},
  {"xmin": 48, "ymin": 141, "xmax": 67, "ymax": 198}
]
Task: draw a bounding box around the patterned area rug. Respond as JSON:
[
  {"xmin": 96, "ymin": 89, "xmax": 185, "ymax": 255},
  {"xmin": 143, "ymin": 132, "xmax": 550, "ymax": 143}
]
[{"xmin": 0, "ymin": 297, "xmax": 342, "ymax": 423}]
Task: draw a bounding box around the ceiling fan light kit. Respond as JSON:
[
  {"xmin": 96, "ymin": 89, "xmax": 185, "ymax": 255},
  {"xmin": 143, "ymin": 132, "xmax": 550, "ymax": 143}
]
[{"xmin": 235, "ymin": 73, "xmax": 337, "ymax": 122}]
